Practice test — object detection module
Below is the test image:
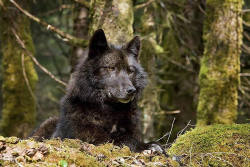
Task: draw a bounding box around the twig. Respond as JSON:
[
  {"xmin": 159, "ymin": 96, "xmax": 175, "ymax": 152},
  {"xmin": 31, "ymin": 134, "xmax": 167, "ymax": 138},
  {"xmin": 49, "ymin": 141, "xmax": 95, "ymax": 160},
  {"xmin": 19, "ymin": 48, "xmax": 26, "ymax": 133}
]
[
  {"xmin": 134, "ymin": 0, "xmax": 154, "ymax": 10},
  {"xmin": 156, "ymin": 132, "xmax": 170, "ymax": 142},
  {"xmin": 244, "ymin": 32, "xmax": 250, "ymax": 41},
  {"xmin": 242, "ymin": 9, "xmax": 250, "ymax": 13},
  {"xmin": 165, "ymin": 117, "xmax": 176, "ymax": 145},
  {"xmin": 189, "ymin": 143, "xmax": 193, "ymax": 165},
  {"xmin": 21, "ymin": 53, "xmax": 43, "ymax": 111},
  {"xmin": 177, "ymin": 120, "xmax": 192, "ymax": 137},
  {"xmin": 242, "ymin": 44, "xmax": 250, "ymax": 54},
  {"xmin": 166, "ymin": 58, "xmax": 195, "ymax": 73},
  {"xmin": 21, "ymin": 53, "xmax": 36, "ymax": 101},
  {"xmin": 243, "ymin": 21, "xmax": 250, "ymax": 27},
  {"xmin": 40, "ymin": 4, "xmax": 74, "ymax": 16},
  {"xmin": 73, "ymin": 0, "xmax": 90, "ymax": 8},
  {"xmin": 15, "ymin": 158, "xmax": 24, "ymax": 167},
  {"xmin": 198, "ymin": 4, "xmax": 206, "ymax": 15},
  {"xmin": 240, "ymin": 73, "xmax": 250, "ymax": 77},
  {"xmin": 11, "ymin": 28, "xmax": 67, "ymax": 87},
  {"xmin": 9, "ymin": 0, "xmax": 88, "ymax": 47},
  {"xmin": 154, "ymin": 110, "xmax": 181, "ymax": 115}
]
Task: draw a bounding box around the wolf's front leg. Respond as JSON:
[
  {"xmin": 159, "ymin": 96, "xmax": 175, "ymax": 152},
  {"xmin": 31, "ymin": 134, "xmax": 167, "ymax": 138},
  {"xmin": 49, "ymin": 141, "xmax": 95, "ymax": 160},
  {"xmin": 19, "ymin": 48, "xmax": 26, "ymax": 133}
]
[{"xmin": 112, "ymin": 133, "xmax": 165, "ymax": 154}]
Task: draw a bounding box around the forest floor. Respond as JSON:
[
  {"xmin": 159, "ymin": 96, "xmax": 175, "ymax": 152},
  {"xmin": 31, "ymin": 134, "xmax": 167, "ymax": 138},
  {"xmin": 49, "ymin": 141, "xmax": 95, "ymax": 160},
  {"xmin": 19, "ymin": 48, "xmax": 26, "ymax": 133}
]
[{"xmin": 0, "ymin": 124, "xmax": 249, "ymax": 167}]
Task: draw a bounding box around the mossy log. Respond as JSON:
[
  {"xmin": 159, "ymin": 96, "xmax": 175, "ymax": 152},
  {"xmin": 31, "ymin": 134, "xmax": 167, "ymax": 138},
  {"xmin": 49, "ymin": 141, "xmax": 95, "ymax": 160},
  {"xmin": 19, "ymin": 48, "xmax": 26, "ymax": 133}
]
[
  {"xmin": 0, "ymin": 0, "xmax": 38, "ymax": 137},
  {"xmin": 197, "ymin": 0, "xmax": 243, "ymax": 125},
  {"xmin": 168, "ymin": 124, "xmax": 250, "ymax": 167}
]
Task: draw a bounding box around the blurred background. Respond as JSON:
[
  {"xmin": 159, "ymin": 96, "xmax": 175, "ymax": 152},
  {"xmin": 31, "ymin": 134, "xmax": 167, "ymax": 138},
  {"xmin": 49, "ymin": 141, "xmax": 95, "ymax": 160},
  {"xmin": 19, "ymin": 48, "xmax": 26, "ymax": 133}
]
[{"xmin": 0, "ymin": 0, "xmax": 249, "ymax": 144}]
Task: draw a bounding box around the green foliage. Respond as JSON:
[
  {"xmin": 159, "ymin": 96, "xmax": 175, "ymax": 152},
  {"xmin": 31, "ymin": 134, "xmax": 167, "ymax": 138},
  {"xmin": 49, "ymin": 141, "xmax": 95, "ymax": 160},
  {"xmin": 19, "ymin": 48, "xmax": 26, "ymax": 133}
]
[{"xmin": 59, "ymin": 160, "xmax": 68, "ymax": 167}]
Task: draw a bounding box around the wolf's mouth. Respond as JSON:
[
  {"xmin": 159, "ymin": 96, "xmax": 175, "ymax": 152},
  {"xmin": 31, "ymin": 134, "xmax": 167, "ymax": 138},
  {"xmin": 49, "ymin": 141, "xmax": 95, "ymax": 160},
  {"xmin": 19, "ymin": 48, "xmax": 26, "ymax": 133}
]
[
  {"xmin": 117, "ymin": 96, "xmax": 134, "ymax": 103},
  {"xmin": 107, "ymin": 91, "xmax": 134, "ymax": 103}
]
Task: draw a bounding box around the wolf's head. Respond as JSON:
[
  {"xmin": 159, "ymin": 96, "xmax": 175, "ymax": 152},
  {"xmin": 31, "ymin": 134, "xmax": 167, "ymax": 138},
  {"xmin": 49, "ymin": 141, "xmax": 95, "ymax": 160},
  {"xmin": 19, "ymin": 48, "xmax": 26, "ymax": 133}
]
[{"xmin": 69, "ymin": 29, "xmax": 147, "ymax": 105}]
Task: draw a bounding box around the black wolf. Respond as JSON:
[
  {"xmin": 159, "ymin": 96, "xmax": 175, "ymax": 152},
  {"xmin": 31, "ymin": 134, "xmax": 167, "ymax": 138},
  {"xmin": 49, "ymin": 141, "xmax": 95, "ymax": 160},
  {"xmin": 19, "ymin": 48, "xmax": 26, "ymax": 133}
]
[{"xmin": 32, "ymin": 29, "xmax": 163, "ymax": 152}]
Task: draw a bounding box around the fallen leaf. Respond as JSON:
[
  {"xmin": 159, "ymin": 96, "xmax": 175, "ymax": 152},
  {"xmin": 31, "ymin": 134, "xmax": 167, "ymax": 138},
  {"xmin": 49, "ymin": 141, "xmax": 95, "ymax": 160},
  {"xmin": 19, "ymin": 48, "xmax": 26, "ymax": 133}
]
[
  {"xmin": 32, "ymin": 152, "xmax": 44, "ymax": 161},
  {"xmin": 38, "ymin": 144, "xmax": 49, "ymax": 155},
  {"xmin": 25, "ymin": 148, "xmax": 37, "ymax": 157}
]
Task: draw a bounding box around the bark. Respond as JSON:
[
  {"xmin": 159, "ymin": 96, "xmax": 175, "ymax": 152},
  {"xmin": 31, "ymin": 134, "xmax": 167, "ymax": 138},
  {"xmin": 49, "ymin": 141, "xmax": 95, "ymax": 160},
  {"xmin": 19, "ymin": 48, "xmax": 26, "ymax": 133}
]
[
  {"xmin": 0, "ymin": 0, "xmax": 38, "ymax": 137},
  {"xmin": 89, "ymin": 0, "xmax": 134, "ymax": 44},
  {"xmin": 197, "ymin": 0, "xmax": 243, "ymax": 126}
]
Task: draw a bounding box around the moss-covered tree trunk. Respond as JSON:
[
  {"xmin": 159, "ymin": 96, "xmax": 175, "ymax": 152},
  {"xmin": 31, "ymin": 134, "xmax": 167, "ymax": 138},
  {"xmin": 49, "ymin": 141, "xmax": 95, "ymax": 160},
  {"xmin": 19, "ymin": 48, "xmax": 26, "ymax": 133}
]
[
  {"xmin": 197, "ymin": 0, "xmax": 243, "ymax": 126},
  {"xmin": 0, "ymin": 0, "xmax": 38, "ymax": 137},
  {"xmin": 89, "ymin": 0, "xmax": 133, "ymax": 44}
]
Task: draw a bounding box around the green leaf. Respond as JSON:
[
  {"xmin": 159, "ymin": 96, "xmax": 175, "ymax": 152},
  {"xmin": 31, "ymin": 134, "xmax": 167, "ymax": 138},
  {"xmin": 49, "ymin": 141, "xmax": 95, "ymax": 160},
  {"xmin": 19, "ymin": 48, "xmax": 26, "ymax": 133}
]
[{"xmin": 59, "ymin": 160, "xmax": 68, "ymax": 167}]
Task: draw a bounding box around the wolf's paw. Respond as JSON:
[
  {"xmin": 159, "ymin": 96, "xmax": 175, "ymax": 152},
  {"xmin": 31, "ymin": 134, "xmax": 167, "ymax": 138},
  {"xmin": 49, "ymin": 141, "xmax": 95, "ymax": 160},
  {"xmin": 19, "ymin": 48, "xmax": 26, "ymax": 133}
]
[{"xmin": 143, "ymin": 142, "xmax": 168, "ymax": 157}]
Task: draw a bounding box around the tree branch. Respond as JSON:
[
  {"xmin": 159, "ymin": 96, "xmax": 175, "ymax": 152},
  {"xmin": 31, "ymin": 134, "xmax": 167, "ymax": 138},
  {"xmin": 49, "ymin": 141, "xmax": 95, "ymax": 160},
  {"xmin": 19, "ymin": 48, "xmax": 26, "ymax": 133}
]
[
  {"xmin": 243, "ymin": 20, "xmax": 250, "ymax": 27},
  {"xmin": 39, "ymin": 4, "xmax": 74, "ymax": 17},
  {"xmin": 21, "ymin": 53, "xmax": 37, "ymax": 101},
  {"xmin": 11, "ymin": 28, "xmax": 67, "ymax": 87},
  {"xmin": 73, "ymin": 0, "xmax": 90, "ymax": 9},
  {"xmin": 240, "ymin": 73, "xmax": 250, "ymax": 77},
  {"xmin": 242, "ymin": 9, "xmax": 250, "ymax": 13},
  {"xmin": 9, "ymin": 0, "xmax": 88, "ymax": 47},
  {"xmin": 134, "ymin": 0, "xmax": 154, "ymax": 10},
  {"xmin": 244, "ymin": 32, "xmax": 250, "ymax": 41}
]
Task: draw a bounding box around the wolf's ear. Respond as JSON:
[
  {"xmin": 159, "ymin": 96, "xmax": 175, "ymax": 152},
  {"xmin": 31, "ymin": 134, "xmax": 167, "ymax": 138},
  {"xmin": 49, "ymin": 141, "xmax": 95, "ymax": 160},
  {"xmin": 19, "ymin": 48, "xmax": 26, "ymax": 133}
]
[
  {"xmin": 126, "ymin": 36, "xmax": 141, "ymax": 59},
  {"xmin": 88, "ymin": 29, "xmax": 109, "ymax": 58}
]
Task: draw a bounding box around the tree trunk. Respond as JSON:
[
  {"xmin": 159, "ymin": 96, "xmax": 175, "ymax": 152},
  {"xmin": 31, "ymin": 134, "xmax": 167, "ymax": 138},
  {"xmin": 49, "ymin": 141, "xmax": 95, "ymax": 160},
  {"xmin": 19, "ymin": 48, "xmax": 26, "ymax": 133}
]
[
  {"xmin": 0, "ymin": 0, "xmax": 38, "ymax": 137},
  {"xmin": 89, "ymin": 0, "xmax": 134, "ymax": 44},
  {"xmin": 197, "ymin": 0, "xmax": 243, "ymax": 126}
]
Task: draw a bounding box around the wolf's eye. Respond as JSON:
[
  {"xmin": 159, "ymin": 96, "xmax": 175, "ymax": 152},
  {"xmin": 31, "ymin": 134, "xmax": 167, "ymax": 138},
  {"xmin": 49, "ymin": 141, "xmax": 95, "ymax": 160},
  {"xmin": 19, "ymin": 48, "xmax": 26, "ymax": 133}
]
[
  {"xmin": 106, "ymin": 67, "xmax": 115, "ymax": 71},
  {"xmin": 99, "ymin": 66, "xmax": 115, "ymax": 73},
  {"xmin": 128, "ymin": 66, "xmax": 135, "ymax": 74}
]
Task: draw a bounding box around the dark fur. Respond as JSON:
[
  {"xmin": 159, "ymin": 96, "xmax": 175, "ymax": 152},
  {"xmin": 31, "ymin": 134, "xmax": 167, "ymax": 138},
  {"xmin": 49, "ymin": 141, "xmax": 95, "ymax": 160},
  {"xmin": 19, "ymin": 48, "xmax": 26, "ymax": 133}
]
[
  {"xmin": 32, "ymin": 29, "xmax": 162, "ymax": 152},
  {"xmin": 31, "ymin": 117, "xmax": 58, "ymax": 141}
]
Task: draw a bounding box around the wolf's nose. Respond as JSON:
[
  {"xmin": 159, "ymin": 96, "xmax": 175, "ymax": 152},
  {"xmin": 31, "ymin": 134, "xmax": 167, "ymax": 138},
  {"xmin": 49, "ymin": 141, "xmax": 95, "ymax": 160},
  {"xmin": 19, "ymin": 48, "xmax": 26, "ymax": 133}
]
[{"xmin": 127, "ymin": 87, "xmax": 136, "ymax": 95}]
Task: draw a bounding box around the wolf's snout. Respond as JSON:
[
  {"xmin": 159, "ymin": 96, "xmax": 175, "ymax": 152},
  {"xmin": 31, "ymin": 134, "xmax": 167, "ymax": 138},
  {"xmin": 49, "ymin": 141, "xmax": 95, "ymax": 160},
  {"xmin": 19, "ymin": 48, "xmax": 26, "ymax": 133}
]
[{"xmin": 127, "ymin": 87, "xmax": 136, "ymax": 95}]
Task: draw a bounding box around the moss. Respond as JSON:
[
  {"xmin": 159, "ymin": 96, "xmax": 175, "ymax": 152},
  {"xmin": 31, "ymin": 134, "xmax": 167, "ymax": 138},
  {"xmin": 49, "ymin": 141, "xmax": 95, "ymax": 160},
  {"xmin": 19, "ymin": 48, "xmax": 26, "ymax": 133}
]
[
  {"xmin": 89, "ymin": 0, "xmax": 134, "ymax": 44},
  {"xmin": 168, "ymin": 124, "xmax": 250, "ymax": 166},
  {"xmin": 0, "ymin": 137, "xmax": 171, "ymax": 166},
  {"xmin": 0, "ymin": 0, "xmax": 38, "ymax": 137},
  {"xmin": 197, "ymin": 0, "xmax": 243, "ymax": 126}
]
